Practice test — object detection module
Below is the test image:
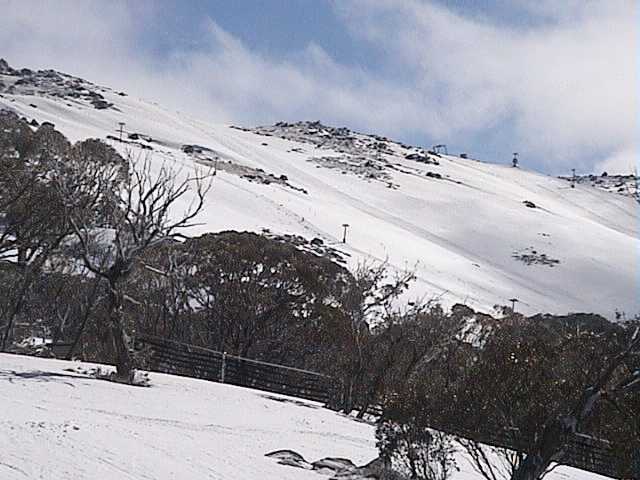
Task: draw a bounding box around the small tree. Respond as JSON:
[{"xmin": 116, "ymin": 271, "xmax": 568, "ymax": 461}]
[
  {"xmin": 332, "ymin": 261, "xmax": 415, "ymax": 414},
  {"xmin": 377, "ymin": 419, "xmax": 458, "ymax": 480}
]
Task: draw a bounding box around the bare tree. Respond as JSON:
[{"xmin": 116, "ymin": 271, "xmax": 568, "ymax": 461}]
[{"xmin": 56, "ymin": 153, "xmax": 211, "ymax": 382}]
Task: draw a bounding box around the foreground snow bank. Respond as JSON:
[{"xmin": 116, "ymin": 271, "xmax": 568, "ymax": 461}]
[
  {"xmin": 0, "ymin": 354, "xmax": 605, "ymax": 480},
  {"xmin": 0, "ymin": 354, "xmax": 374, "ymax": 480}
]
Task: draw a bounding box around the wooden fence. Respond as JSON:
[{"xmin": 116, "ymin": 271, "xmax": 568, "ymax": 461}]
[
  {"xmin": 136, "ymin": 335, "xmax": 336, "ymax": 404},
  {"xmin": 50, "ymin": 336, "xmax": 638, "ymax": 479},
  {"xmin": 48, "ymin": 342, "xmax": 73, "ymax": 359},
  {"xmin": 429, "ymin": 420, "xmax": 637, "ymax": 479}
]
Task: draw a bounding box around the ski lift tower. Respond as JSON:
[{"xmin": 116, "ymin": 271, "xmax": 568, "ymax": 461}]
[
  {"xmin": 509, "ymin": 298, "xmax": 519, "ymax": 312},
  {"xmin": 341, "ymin": 223, "xmax": 350, "ymax": 243},
  {"xmin": 432, "ymin": 144, "xmax": 448, "ymax": 155},
  {"xmin": 117, "ymin": 122, "xmax": 126, "ymax": 142}
]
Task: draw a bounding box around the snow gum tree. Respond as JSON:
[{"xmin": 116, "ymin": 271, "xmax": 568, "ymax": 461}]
[
  {"xmin": 381, "ymin": 309, "xmax": 640, "ymax": 480},
  {"xmin": 55, "ymin": 151, "xmax": 211, "ymax": 382},
  {"xmin": 0, "ymin": 112, "xmax": 120, "ymax": 350}
]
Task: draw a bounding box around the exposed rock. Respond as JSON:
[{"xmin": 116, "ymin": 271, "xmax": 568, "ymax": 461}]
[
  {"xmin": 184, "ymin": 145, "xmax": 308, "ymax": 194},
  {"xmin": 523, "ymin": 200, "xmax": 537, "ymax": 208},
  {"xmin": 0, "ymin": 58, "xmax": 11, "ymax": 73},
  {"xmin": 91, "ymin": 99, "xmax": 113, "ymax": 110},
  {"xmin": 267, "ymin": 451, "xmax": 405, "ymax": 480},
  {"xmin": 182, "ymin": 144, "xmax": 215, "ymax": 155},
  {"xmin": 559, "ymin": 172, "xmax": 638, "ymax": 201},
  {"xmin": 312, "ymin": 457, "xmax": 356, "ymax": 473},
  {"xmin": 0, "ymin": 63, "xmax": 118, "ymax": 111},
  {"xmin": 126, "ymin": 133, "xmax": 153, "ymax": 143},
  {"xmin": 512, "ymin": 247, "xmax": 560, "ymax": 267},
  {"xmin": 265, "ymin": 450, "xmax": 313, "ymax": 470},
  {"xmin": 247, "ymin": 121, "xmax": 447, "ymax": 189},
  {"xmin": 265, "ymin": 232, "xmax": 349, "ymax": 265},
  {"xmin": 405, "ymin": 152, "xmax": 438, "ymax": 165},
  {"xmin": 331, "ymin": 457, "xmax": 406, "ymax": 480}
]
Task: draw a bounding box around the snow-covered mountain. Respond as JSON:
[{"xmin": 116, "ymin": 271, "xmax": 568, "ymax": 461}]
[{"xmin": 1, "ymin": 60, "xmax": 638, "ymax": 319}]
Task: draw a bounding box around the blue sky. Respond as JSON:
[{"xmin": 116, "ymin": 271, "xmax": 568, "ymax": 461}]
[{"xmin": 1, "ymin": 0, "xmax": 637, "ymax": 175}]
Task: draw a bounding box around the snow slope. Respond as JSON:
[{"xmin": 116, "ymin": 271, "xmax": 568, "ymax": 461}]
[
  {"xmin": 1, "ymin": 63, "xmax": 638, "ymax": 318},
  {"xmin": 0, "ymin": 353, "xmax": 606, "ymax": 480}
]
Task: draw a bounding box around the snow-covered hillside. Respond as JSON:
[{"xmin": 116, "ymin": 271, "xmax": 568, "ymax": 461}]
[
  {"xmin": 0, "ymin": 353, "xmax": 606, "ymax": 480},
  {"xmin": 1, "ymin": 60, "xmax": 638, "ymax": 318}
]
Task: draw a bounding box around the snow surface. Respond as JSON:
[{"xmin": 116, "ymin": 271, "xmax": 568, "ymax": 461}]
[
  {"xmin": 1, "ymin": 67, "xmax": 638, "ymax": 318},
  {"xmin": 0, "ymin": 353, "xmax": 606, "ymax": 480}
]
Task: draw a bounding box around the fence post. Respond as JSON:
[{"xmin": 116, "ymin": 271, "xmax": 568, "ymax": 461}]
[{"xmin": 220, "ymin": 351, "xmax": 227, "ymax": 383}]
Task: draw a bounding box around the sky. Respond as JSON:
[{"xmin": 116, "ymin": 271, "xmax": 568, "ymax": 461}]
[{"xmin": 0, "ymin": 0, "xmax": 637, "ymax": 175}]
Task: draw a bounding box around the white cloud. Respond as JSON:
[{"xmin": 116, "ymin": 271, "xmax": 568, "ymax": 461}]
[
  {"xmin": 334, "ymin": 0, "xmax": 638, "ymax": 172},
  {"xmin": 0, "ymin": 0, "xmax": 636, "ymax": 173}
]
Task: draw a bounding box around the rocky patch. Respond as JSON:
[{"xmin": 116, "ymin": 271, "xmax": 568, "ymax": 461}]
[
  {"xmin": 404, "ymin": 152, "xmax": 439, "ymax": 165},
  {"xmin": 265, "ymin": 450, "xmax": 314, "ymax": 470},
  {"xmin": 559, "ymin": 173, "xmax": 639, "ymax": 202},
  {"xmin": 234, "ymin": 121, "xmax": 446, "ymax": 190},
  {"xmin": 262, "ymin": 232, "xmax": 350, "ymax": 265},
  {"xmin": 182, "ymin": 144, "xmax": 308, "ymax": 194},
  {"xmin": 512, "ymin": 247, "xmax": 560, "ymax": 267},
  {"xmin": 0, "ymin": 58, "xmax": 118, "ymax": 111},
  {"xmin": 308, "ymin": 155, "xmax": 397, "ymax": 188},
  {"xmin": 265, "ymin": 450, "xmax": 404, "ymax": 480}
]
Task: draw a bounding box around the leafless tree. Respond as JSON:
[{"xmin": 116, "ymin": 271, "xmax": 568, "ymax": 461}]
[{"xmin": 56, "ymin": 153, "xmax": 212, "ymax": 382}]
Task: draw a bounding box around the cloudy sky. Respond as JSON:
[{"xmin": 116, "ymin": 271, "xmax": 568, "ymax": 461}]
[{"xmin": 1, "ymin": 0, "xmax": 637, "ymax": 174}]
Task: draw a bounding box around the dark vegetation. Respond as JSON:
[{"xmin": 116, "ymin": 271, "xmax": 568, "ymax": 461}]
[{"xmin": 1, "ymin": 110, "xmax": 638, "ymax": 480}]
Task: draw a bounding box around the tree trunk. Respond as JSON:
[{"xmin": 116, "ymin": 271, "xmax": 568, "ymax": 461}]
[
  {"xmin": 108, "ymin": 282, "xmax": 133, "ymax": 382},
  {"xmin": 342, "ymin": 377, "xmax": 355, "ymax": 414},
  {"xmin": 1, "ymin": 267, "xmax": 34, "ymax": 351},
  {"xmin": 67, "ymin": 276, "xmax": 102, "ymax": 360},
  {"xmin": 511, "ymin": 454, "xmax": 552, "ymax": 480},
  {"xmin": 511, "ymin": 420, "xmax": 567, "ymax": 480}
]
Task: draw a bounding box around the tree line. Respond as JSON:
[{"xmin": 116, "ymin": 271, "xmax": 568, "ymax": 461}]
[{"xmin": 1, "ymin": 110, "xmax": 638, "ymax": 480}]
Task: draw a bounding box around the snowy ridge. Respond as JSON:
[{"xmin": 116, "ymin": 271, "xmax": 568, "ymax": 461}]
[{"xmin": 0, "ymin": 61, "xmax": 638, "ymax": 318}]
